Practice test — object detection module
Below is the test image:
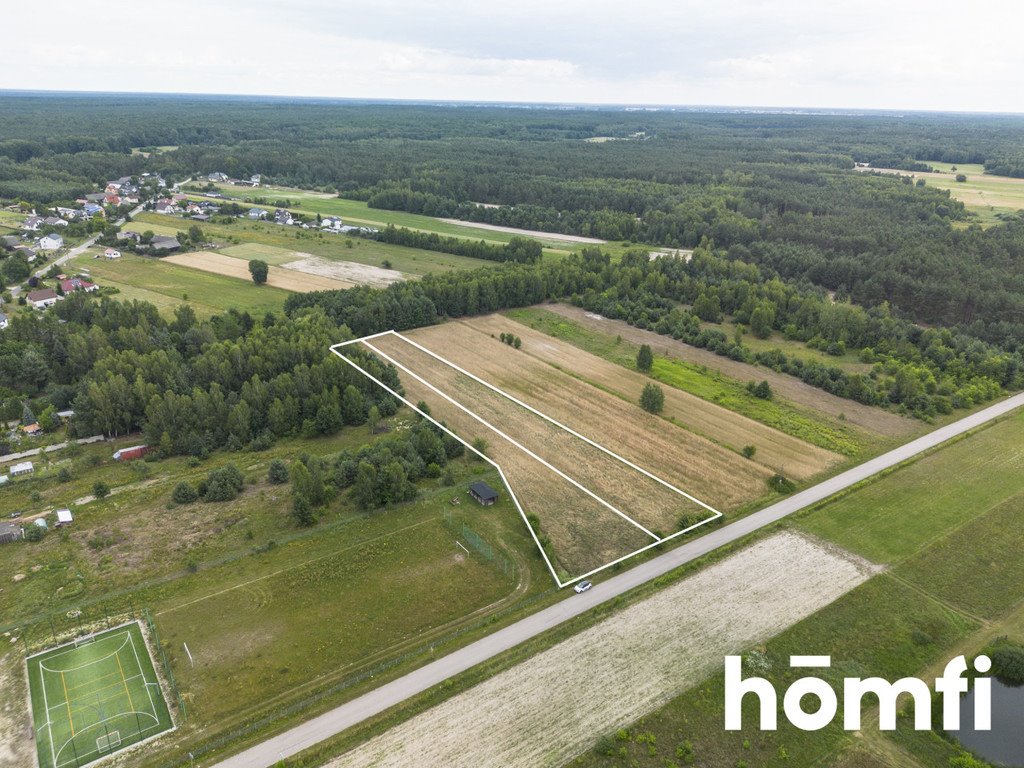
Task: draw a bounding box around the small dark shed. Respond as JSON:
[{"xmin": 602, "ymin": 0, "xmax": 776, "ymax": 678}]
[{"xmin": 469, "ymin": 481, "xmax": 499, "ymax": 506}]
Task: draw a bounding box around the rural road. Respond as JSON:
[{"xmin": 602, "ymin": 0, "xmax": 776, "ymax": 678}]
[
  {"xmin": 212, "ymin": 391, "xmax": 1024, "ymax": 768},
  {"xmin": 33, "ymin": 204, "xmax": 144, "ymax": 278}
]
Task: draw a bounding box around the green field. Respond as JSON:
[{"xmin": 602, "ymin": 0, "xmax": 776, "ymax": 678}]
[
  {"xmin": 505, "ymin": 306, "xmax": 868, "ymax": 455},
  {"xmin": 127, "ymin": 211, "xmax": 504, "ymax": 277},
  {"xmin": 71, "ymin": 250, "xmax": 290, "ymax": 319},
  {"xmin": 27, "ymin": 622, "xmax": 173, "ymax": 768},
  {"xmin": 797, "ymin": 409, "xmax": 1024, "ymax": 564},
  {"xmin": 913, "ymin": 163, "xmax": 1024, "ymax": 225}
]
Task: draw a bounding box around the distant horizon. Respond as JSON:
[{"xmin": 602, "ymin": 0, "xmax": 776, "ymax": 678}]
[{"xmin": 3, "ymin": 87, "xmax": 1024, "ymax": 119}]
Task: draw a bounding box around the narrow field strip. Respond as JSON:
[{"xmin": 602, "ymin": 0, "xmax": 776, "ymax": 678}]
[{"xmin": 329, "ymin": 532, "xmax": 878, "ymax": 768}]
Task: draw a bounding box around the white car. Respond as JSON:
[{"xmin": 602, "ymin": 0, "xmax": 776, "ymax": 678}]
[{"xmin": 573, "ymin": 580, "xmax": 592, "ymax": 594}]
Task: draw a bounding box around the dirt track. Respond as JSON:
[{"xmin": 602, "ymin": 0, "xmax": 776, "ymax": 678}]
[
  {"xmin": 330, "ymin": 532, "xmax": 877, "ymax": 768},
  {"xmin": 438, "ymin": 219, "xmax": 606, "ymax": 244}
]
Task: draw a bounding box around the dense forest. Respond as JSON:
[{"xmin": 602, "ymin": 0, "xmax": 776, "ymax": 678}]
[
  {"xmin": 1, "ymin": 94, "xmax": 1023, "ymax": 350},
  {"xmin": 0, "ymin": 94, "xmax": 1023, "ymax": 432}
]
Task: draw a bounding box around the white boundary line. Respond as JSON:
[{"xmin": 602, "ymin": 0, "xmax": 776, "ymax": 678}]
[
  {"xmin": 39, "ymin": 654, "xmax": 57, "ymax": 768},
  {"xmin": 362, "ymin": 339, "xmax": 660, "ymax": 540},
  {"xmin": 330, "ymin": 330, "xmax": 724, "ymax": 587}
]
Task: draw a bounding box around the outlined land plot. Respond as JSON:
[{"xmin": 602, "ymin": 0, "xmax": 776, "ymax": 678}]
[
  {"xmin": 401, "ymin": 321, "xmax": 776, "ymax": 507},
  {"xmin": 333, "ymin": 331, "xmax": 723, "ymax": 582},
  {"xmin": 27, "ymin": 622, "xmax": 174, "ymax": 768}
]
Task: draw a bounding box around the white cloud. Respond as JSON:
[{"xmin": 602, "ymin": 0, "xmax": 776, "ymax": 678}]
[{"xmin": 4, "ymin": 0, "xmax": 1024, "ymax": 111}]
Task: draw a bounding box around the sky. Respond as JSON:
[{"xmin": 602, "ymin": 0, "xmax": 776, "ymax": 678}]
[{"xmin": 7, "ymin": 0, "xmax": 1024, "ymax": 112}]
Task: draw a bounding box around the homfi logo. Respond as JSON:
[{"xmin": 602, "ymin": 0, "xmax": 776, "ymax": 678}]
[{"xmin": 724, "ymin": 654, "xmax": 992, "ymax": 731}]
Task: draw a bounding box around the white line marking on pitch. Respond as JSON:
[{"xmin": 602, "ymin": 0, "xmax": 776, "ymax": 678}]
[{"xmin": 330, "ymin": 330, "xmax": 723, "ymax": 586}]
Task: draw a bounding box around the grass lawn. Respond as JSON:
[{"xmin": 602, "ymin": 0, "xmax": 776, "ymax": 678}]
[
  {"xmin": 796, "ymin": 409, "xmax": 1024, "ymax": 564},
  {"xmin": 71, "ymin": 249, "xmax": 290, "ymax": 319},
  {"xmin": 505, "ymin": 306, "xmax": 868, "ymax": 456},
  {"xmin": 27, "ymin": 622, "xmax": 174, "ymax": 768},
  {"xmin": 129, "ymin": 211, "xmax": 502, "ymax": 277}
]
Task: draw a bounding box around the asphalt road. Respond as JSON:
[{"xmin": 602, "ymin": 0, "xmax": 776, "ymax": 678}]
[{"xmin": 213, "ymin": 391, "xmax": 1024, "ymax": 768}]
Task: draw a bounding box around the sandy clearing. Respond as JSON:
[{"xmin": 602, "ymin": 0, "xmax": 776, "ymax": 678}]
[
  {"xmin": 162, "ymin": 251, "xmax": 354, "ymax": 292},
  {"xmin": 542, "ymin": 304, "xmax": 917, "ymax": 438},
  {"xmin": 451, "ymin": 315, "xmax": 841, "ymax": 480},
  {"xmin": 331, "ymin": 531, "xmax": 878, "ymax": 768},
  {"xmin": 281, "ymin": 256, "xmax": 406, "ymax": 288},
  {"xmin": 438, "ymin": 219, "xmax": 606, "ymax": 244}
]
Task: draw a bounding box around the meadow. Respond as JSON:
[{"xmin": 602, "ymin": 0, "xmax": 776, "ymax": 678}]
[
  {"xmin": 0, "ymin": 411, "xmax": 555, "ymax": 768},
  {"xmin": 70, "ymin": 250, "xmax": 291, "ymax": 319},
  {"xmin": 506, "ymin": 306, "xmax": 872, "ymax": 456}
]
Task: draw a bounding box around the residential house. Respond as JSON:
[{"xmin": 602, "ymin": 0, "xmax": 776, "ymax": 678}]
[
  {"xmin": 26, "ymin": 289, "xmax": 59, "ymax": 309},
  {"xmin": 0, "ymin": 313, "xmax": 8, "ymax": 330},
  {"xmin": 208, "ymin": 172, "xmax": 229, "ymax": 182},
  {"xmin": 83, "ymin": 203, "xmax": 105, "ymax": 217},
  {"xmin": 116, "ymin": 231, "xmax": 142, "ymax": 244},
  {"xmin": 38, "ymin": 234, "xmax": 64, "ymax": 251},
  {"xmin": 105, "ymin": 193, "xmax": 121, "ymax": 206},
  {"xmin": 60, "ymin": 277, "xmax": 99, "ymax": 294},
  {"xmin": 321, "ymin": 216, "xmax": 344, "ymax": 231},
  {"xmin": 55, "ymin": 207, "xmax": 80, "ymax": 220},
  {"xmin": 21, "ymin": 216, "xmax": 43, "ymax": 231},
  {"xmin": 84, "ymin": 192, "xmax": 107, "ymax": 203},
  {"xmin": 248, "ymin": 208, "xmax": 268, "ymax": 220},
  {"xmin": 274, "ymin": 209, "xmax": 294, "ymax": 226},
  {"xmin": 21, "ymin": 422, "xmax": 42, "ymax": 437},
  {"xmin": 43, "ymin": 216, "xmax": 68, "ymax": 228},
  {"xmin": 0, "ymin": 235, "xmax": 19, "ymax": 248},
  {"xmin": 104, "ymin": 248, "xmax": 122, "ymax": 259},
  {"xmin": 155, "ymin": 200, "xmax": 176, "ymax": 214},
  {"xmin": 14, "ymin": 246, "xmax": 38, "ymax": 262}
]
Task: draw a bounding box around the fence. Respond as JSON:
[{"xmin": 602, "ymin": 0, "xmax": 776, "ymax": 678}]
[
  {"xmin": 443, "ymin": 511, "xmax": 515, "ymax": 580},
  {"xmin": 143, "ymin": 608, "xmax": 188, "ymax": 722}
]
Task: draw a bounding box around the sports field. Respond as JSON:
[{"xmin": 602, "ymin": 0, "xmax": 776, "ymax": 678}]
[{"xmin": 27, "ymin": 622, "xmax": 173, "ymax": 768}]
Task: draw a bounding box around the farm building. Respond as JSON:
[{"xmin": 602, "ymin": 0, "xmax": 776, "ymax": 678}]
[
  {"xmin": 55, "ymin": 509, "xmax": 73, "ymax": 527},
  {"xmin": 113, "ymin": 445, "xmax": 149, "ymax": 461},
  {"xmin": 469, "ymin": 481, "xmax": 499, "ymax": 506},
  {"xmin": 0, "ymin": 523, "xmax": 23, "ymax": 544},
  {"xmin": 10, "ymin": 461, "xmax": 34, "ymax": 476}
]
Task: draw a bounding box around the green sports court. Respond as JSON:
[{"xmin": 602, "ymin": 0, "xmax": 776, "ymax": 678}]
[{"xmin": 27, "ymin": 622, "xmax": 174, "ymax": 768}]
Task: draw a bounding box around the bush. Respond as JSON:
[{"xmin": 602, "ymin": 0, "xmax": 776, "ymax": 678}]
[
  {"xmin": 92, "ymin": 480, "xmax": 110, "ymax": 499},
  {"xmin": 742, "ymin": 445, "xmax": 757, "ymax": 459},
  {"xmin": 767, "ymin": 473, "xmax": 796, "ymax": 494},
  {"xmin": 171, "ymin": 481, "xmax": 199, "ymax": 504},
  {"xmin": 639, "ymin": 383, "xmax": 665, "ymax": 413},
  {"xmin": 203, "ymin": 464, "xmax": 245, "ymax": 502},
  {"xmin": 747, "ymin": 380, "xmax": 773, "ymax": 399},
  {"xmin": 268, "ymin": 459, "xmax": 289, "ymax": 484},
  {"xmin": 25, "ymin": 525, "xmax": 46, "ymax": 542},
  {"xmin": 991, "ymin": 643, "xmax": 1024, "ymax": 682},
  {"xmin": 57, "ymin": 467, "xmax": 72, "ymax": 483}
]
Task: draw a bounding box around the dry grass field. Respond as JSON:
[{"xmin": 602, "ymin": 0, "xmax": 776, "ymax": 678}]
[
  {"xmin": 162, "ymin": 251, "xmax": 354, "ymax": 291},
  {"xmin": 329, "ymin": 531, "xmax": 878, "ymax": 768},
  {"xmin": 364, "ymin": 326, "xmax": 776, "ymax": 577},
  {"xmin": 542, "ymin": 304, "xmax": 916, "ymax": 439},
  {"xmin": 459, "ymin": 315, "xmax": 841, "ymax": 479}
]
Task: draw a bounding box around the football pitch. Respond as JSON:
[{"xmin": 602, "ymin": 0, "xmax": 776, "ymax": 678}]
[{"xmin": 27, "ymin": 622, "xmax": 174, "ymax": 768}]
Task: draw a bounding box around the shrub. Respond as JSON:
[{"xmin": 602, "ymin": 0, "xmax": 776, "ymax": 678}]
[
  {"xmin": 92, "ymin": 480, "xmax": 110, "ymax": 499},
  {"xmin": 268, "ymin": 459, "xmax": 289, "ymax": 484},
  {"xmin": 742, "ymin": 445, "xmax": 757, "ymax": 459},
  {"xmin": 636, "ymin": 344, "xmax": 653, "ymax": 372},
  {"xmin": 172, "ymin": 481, "xmax": 199, "ymax": 504},
  {"xmin": 767, "ymin": 473, "xmax": 796, "ymax": 494},
  {"xmin": 991, "ymin": 644, "xmax": 1024, "ymax": 682},
  {"xmin": 639, "ymin": 383, "xmax": 665, "ymax": 413},
  {"xmin": 203, "ymin": 464, "xmax": 244, "ymax": 502},
  {"xmin": 57, "ymin": 467, "xmax": 72, "ymax": 483}
]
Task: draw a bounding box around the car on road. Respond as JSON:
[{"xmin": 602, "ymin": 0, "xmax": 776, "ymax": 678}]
[{"xmin": 573, "ymin": 580, "xmax": 592, "ymax": 594}]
